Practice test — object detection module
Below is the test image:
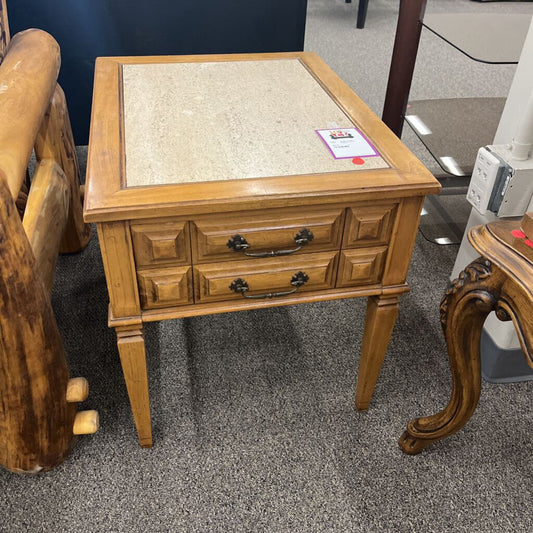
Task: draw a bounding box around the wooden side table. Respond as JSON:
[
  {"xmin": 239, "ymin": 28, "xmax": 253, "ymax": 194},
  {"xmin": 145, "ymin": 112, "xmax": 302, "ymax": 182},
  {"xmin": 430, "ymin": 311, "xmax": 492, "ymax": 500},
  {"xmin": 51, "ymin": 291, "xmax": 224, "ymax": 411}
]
[
  {"xmin": 84, "ymin": 52, "xmax": 440, "ymax": 448},
  {"xmin": 400, "ymin": 213, "xmax": 533, "ymax": 454}
]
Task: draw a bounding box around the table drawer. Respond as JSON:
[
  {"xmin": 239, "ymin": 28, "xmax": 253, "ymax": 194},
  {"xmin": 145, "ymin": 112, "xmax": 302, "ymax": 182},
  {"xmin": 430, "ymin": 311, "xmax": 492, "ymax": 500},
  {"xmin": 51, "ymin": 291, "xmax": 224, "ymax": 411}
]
[
  {"xmin": 138, "ymin": 266, "xmax": 193, "ymax": 309},
  {"xmin": 131, "ymin": 221, "xmax": 190, "ymax": 268},
  {"xmin": 191, "ymin": 207, "xmax": 344, "ymax": 263},
  {"xmin": 337, "ymin": 247, "xmax": 387, "ymax": 287},
  {"xmin": 194, "ymin": 251, "xmax": 339, "ymax": 303},
  {"xmin": 343, "ymin": 204, "xmax": 397, "ymax": 248}
]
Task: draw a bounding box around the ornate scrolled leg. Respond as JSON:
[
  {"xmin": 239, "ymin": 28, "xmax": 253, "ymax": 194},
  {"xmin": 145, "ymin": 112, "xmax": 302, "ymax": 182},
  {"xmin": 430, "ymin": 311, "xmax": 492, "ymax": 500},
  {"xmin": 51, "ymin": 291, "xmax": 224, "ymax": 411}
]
[{"xmin": 399, "ymin": 258, "xmax": 504, "ymax": 454}]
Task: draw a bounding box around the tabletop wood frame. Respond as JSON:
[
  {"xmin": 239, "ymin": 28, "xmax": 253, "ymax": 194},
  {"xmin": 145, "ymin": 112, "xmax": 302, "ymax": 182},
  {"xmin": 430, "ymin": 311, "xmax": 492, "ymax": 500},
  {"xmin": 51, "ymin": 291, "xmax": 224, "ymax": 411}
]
[{"xmin": 85, "ymin": 52, "xmax": 439, "ymax": 222}]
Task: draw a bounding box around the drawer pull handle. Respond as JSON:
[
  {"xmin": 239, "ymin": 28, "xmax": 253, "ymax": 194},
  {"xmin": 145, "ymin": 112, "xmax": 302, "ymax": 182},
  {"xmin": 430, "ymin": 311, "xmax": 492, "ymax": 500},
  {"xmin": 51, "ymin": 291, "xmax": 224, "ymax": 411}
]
[
  {"xmin": 227, "ymin": 228, "xmax": 314, "ymax": 257},
  {"xmin": 229, "ymin": 271, "xmax": 309, "ymax": 299}
]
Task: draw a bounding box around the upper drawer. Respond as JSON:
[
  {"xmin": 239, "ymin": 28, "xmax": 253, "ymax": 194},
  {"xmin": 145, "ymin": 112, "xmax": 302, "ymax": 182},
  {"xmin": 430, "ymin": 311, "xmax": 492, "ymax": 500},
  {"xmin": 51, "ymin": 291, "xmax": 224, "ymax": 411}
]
[
  {"xmin": 191, "ymin": 207, "xmax": 344, "ymax": 263},
  {"xmin": 343, "ymin": 204, "xmax": 397, "ymax": 248},
  {"xmin": 131, "ymin": 221, "xmax": 191, "ymax": 268}
]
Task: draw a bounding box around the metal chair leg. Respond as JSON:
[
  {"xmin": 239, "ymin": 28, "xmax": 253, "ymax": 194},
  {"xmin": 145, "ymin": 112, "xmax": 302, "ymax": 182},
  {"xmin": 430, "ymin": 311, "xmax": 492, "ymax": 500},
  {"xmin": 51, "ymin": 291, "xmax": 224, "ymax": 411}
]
[{"xmin": 357, "ymin": 0, "xmax": 369, "ymax": 29}]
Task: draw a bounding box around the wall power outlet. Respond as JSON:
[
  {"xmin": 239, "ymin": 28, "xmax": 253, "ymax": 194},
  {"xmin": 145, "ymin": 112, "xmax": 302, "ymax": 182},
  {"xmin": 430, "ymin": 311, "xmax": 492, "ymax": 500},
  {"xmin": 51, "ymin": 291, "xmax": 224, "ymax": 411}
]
[
  {"xmin": 467, "ymin": 145, "xmax": 533, "ymax": 217},
  {"xmin": 467, "ymin": 147, "xmax": 508, "ymax": 215}
]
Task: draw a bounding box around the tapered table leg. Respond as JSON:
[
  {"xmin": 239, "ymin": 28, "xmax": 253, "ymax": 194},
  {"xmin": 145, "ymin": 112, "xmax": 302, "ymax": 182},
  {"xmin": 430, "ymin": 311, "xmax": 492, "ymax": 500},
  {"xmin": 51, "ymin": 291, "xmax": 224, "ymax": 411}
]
[
  {"xmin": 355, "ymin": 294, "xmax": 400, "ymax": 409},
  {"xmin": 116, "ymin": 324, "xmax": 152, "ymax": 448}
]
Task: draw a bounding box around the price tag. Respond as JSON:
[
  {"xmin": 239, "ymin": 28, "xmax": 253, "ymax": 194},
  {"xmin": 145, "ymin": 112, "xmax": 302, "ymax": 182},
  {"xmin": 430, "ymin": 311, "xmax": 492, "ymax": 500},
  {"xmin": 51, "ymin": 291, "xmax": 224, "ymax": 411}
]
[{"xmin": 316, "ymin": 128, "xmax": 379, "ymax": 160}]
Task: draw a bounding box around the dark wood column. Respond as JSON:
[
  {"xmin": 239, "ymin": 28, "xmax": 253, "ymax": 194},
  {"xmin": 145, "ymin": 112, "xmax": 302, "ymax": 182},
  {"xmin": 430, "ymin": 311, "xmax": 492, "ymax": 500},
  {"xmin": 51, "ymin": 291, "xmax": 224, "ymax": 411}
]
[{"xmin": 382, "ymin": 0, "xmax": 428, "ymax": 137}]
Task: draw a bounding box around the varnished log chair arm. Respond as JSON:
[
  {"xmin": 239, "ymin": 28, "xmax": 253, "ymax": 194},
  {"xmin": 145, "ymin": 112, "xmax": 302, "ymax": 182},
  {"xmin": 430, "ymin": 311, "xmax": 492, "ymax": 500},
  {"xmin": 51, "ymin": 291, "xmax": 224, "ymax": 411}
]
[{"xmin": 0, "ymin": 29, "xmax": 60, "ymax": 199}]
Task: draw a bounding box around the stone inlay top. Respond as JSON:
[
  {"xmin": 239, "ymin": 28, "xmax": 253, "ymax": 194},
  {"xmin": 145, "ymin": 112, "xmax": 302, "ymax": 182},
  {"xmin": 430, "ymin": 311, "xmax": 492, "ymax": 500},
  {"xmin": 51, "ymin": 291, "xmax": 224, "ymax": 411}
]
[{"xmin": 122, "ymin": 59, "xmax": 388, "ymax": 187}]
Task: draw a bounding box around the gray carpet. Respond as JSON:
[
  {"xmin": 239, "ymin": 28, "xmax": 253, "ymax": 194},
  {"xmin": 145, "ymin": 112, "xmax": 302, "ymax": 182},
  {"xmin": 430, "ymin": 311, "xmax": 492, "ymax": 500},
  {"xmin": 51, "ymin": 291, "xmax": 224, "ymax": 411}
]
[{"xmin": 1, "ymin": 1, "xmax": 533, "ymax": 532}]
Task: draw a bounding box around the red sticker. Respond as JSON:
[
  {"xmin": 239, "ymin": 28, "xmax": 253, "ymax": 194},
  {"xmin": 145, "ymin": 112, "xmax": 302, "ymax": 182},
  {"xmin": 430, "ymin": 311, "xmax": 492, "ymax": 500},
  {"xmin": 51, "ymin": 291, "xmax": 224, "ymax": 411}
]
[
  {"xmin": 511, "ymin": 229, "xmax": 526, "ymax": 239},
  {"xmin": 524, "ymin": 239, "xmax": 533, "ymax": 248},
  {"xmin": 352, "ymin": 157, "xmax": 364, "ymax": 165}
]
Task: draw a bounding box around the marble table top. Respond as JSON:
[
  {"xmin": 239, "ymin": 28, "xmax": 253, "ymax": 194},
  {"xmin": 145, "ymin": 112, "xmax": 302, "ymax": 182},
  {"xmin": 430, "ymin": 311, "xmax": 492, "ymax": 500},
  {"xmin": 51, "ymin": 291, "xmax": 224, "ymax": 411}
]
[{"xmin": 122, "ymin": 58, "xmax": 388, "ymax": 187}]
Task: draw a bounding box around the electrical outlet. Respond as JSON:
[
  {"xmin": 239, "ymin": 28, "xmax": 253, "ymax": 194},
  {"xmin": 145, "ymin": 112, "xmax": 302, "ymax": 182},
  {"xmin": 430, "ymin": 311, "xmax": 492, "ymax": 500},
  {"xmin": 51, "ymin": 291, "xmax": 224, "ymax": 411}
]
[
  {"xmin": 467, "ymin": 147, "xmax": 505, "ymax": 214},
  {"xmin": 489, "ymin": 144, "xmax": 533, "ymax": 217}
]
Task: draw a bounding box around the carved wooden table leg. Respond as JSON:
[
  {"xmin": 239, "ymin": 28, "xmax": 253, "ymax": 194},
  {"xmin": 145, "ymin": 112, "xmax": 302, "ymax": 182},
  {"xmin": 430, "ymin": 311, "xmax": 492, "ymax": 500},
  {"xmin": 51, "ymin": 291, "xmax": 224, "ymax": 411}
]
[
  {"xmin": 356, "ymin": 294, "xmax": 400, "ymax": 409},
  {"xmin": 400, "ymin": 216, "xmax": 533, "ymax": 454}
]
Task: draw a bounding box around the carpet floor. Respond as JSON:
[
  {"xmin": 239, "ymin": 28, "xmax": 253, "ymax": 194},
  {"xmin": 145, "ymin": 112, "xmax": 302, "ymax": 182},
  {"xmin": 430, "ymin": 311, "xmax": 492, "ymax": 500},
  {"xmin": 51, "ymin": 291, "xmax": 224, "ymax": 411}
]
[{"xmin": 1, "ymin": 1, "xmax": 532, "ymax": 532}]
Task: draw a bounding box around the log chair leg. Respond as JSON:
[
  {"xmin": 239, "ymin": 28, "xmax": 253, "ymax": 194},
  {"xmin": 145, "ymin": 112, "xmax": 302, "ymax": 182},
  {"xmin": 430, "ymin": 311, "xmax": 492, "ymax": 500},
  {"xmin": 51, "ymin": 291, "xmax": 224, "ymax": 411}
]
[
  {"xmin": 0, "ymin": 176, "xmax": 76, "ymax": 472},
  {"xmin": 355, "ymin": 294, "xmax": 400, "ymax": 410},
  {"xmin": 399, "ymin": 258, "xmax": 501, "ymax": 454},
  {"xmin": 22, "ymin": 160, "xmax": 69, "ymax": 293},
  {"xmin": 116, "ymin": 324, "xmax": 153, "ymax": 448},
  {"xmin": 35, "ymin": 84, "xmax": 91, "ymax": 254}
]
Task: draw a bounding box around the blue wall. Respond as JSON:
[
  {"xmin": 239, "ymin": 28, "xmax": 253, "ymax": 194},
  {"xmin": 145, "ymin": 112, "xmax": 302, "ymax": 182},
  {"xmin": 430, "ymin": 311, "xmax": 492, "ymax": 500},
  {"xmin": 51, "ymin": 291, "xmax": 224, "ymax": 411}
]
[{"xmin": 8, "ymin": 0, "xmax": 308, "ymax": 144}]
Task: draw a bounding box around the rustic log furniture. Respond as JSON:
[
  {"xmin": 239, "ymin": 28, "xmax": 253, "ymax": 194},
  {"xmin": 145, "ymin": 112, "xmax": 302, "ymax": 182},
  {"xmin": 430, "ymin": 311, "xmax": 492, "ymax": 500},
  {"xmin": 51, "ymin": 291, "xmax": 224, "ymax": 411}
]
[
  {"xmin": 84, "ymin": 52, "xmax": 441, "ymax": 448},
  {"xmin": 0, "ymin": 0, "xmax": 97, "ymax": 473},
  {"xmin": 400, "ymin": 212, "xmax": 533, "ymax": 454}
]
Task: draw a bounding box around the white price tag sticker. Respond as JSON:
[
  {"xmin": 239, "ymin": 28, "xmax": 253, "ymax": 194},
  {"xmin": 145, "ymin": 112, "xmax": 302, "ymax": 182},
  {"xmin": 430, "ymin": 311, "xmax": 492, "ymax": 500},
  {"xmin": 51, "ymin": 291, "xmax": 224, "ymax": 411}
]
[{"xmin": 315, "ymin": 128, "xmax": 379, "ymax": 160}]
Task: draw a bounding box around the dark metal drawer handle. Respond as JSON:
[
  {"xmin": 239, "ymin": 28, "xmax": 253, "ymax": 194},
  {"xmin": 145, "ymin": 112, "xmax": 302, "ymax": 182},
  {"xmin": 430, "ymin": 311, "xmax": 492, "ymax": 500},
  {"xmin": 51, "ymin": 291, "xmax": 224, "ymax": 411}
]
[
  {"xmin": 229, "ymin": 271, "xmax": 309, "ymax": 299},
  {"xmin": 227, "ymin": 228, "xmax": 314, "ymax": 257}
]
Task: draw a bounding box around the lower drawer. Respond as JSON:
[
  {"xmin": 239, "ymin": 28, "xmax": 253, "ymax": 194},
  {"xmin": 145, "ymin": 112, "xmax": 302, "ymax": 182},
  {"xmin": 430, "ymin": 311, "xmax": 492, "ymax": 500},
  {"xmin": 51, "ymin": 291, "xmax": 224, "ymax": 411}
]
[
  {"xmin": 138, "ymin": 266, "xmax": 193, "ymax": 309},
  {"xmin": 194, "ymin": 251, "xmax": 339, "ymax": 303}
]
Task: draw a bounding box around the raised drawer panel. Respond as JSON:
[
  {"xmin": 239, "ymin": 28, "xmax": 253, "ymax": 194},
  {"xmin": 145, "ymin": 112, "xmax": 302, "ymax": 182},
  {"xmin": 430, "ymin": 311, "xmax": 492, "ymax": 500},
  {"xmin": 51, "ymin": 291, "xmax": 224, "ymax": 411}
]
[
  {"xmin": 336, "ymin": 247, "xmax": 387, "ymax": 287},
  {"xmin": 194, "ymin": 251, "xmax": 339, "ymax": 303},
  {"xmin": 191, "ymin": 207, "xmax": 344, "ymax": 263},
  {"xmin": 343, "ymin": 204, "xmax": 397, "ymax": 248},
  {"xmin": 131, "ymin": 221, "xmax": 190, "ymax": 268},
  {"xmin": 138, "ymin": 266, "xmax": 192, "ymax": 309}
]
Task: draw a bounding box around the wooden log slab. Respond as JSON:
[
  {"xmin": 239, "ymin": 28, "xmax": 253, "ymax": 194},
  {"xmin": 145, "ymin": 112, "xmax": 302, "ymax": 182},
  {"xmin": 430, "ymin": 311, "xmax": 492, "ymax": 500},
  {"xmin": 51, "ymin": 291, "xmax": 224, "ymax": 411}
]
[
  {"xmin": 22, "ymin": 159, "xmax": 69, "ymax": 293},
  {"xmin": 0, "ymin": 29, "xmax": 60, "ymax": 199},
  {"xmin": 0, "ymin": 173, "xmax": 78, "ymax": 473}
]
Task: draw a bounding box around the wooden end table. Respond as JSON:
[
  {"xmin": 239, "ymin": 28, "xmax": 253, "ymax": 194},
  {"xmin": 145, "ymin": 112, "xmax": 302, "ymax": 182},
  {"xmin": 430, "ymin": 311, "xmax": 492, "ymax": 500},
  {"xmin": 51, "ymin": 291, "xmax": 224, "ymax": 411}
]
[
  {"xmin": 84, "ymin": 52, "xmax": 440, "ymax": 448},
  {"xmin": 400, "ymin": 213, "xmax": 533, "ymax": 454}
]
